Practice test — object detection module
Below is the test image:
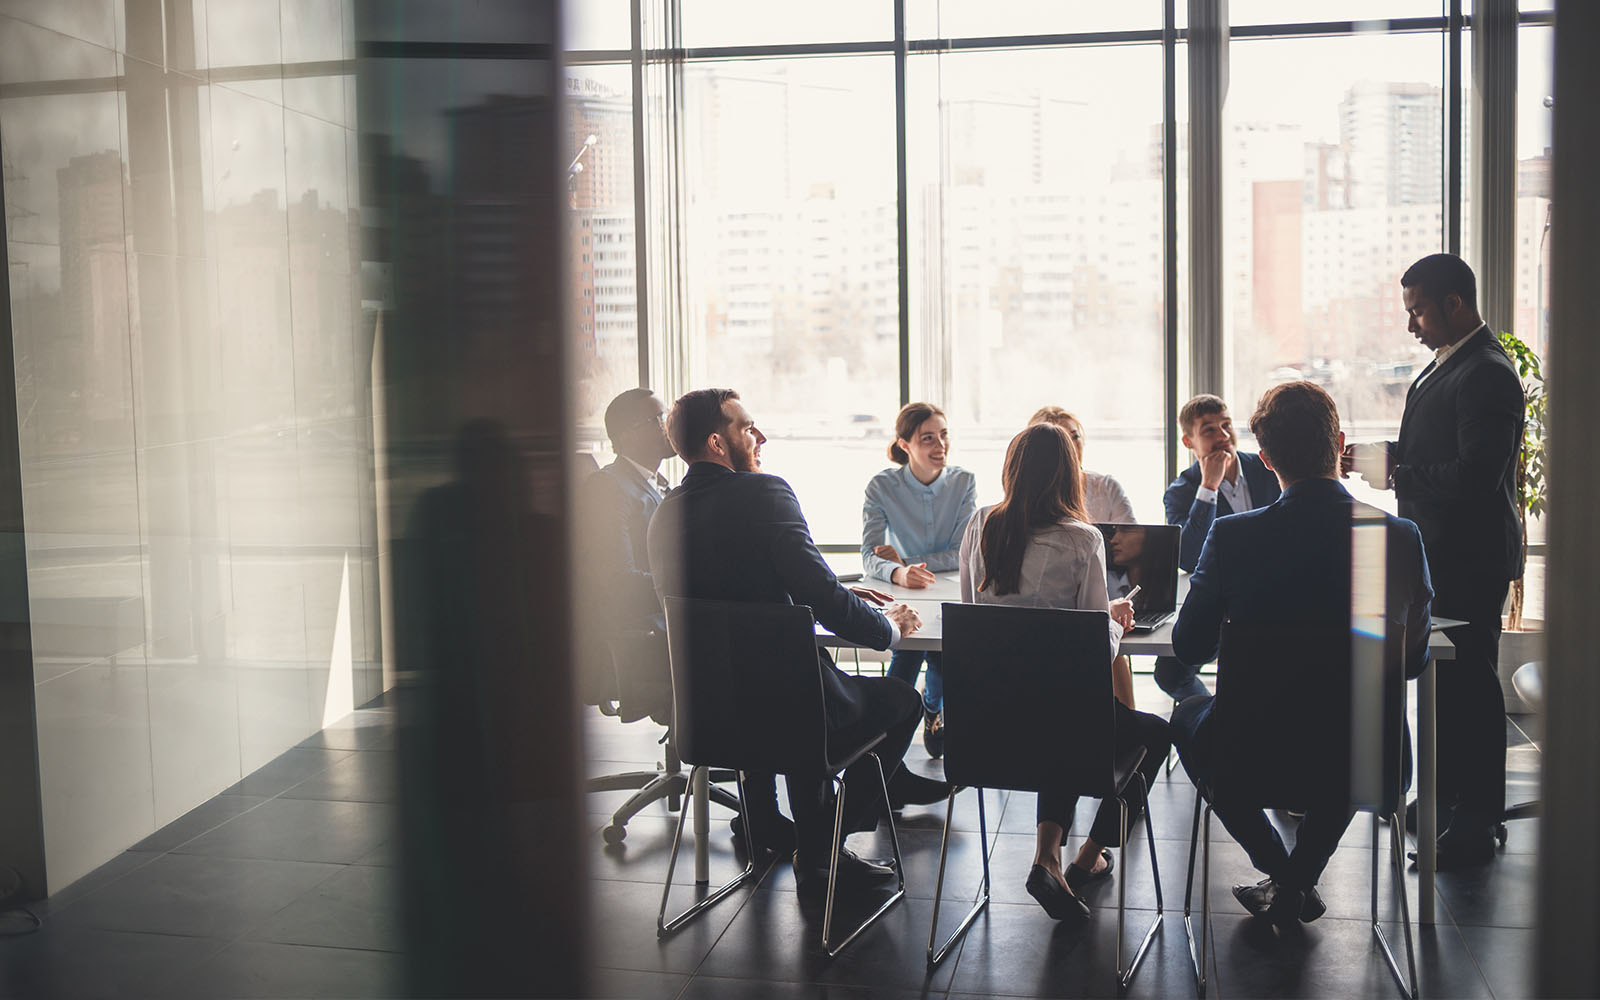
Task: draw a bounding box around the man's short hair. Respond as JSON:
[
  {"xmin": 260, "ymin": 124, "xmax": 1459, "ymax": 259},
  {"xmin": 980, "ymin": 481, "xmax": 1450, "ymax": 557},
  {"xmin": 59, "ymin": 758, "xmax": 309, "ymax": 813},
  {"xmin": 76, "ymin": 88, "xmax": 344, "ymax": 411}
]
[
  {"xmin": 1401, "ymin": 253, "xmax": 1477, "ymax": 311},
  {"xmin": 1178, "ymin": 394, "xmax": 1228, "ymax": 436},
  {"xmin": 603, "ymin": 387, "xmax": 658, "ymax": 446},
  {"xmin": 1249, "ymin": 381, "xmax": 1341, "ymax": 483},
  {"xmin": 666, "ymin": 388, "xmax": 739, "ymax": 461}
]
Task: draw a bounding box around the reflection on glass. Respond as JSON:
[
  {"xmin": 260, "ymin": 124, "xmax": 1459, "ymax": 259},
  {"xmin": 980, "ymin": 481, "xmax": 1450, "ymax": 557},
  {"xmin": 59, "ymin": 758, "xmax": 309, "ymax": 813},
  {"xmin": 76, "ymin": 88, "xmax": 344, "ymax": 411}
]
[
  {"xmin": 1224, "ymin": 32, "xmax": 1444, "ymax": 517},
  {"xmin": 905, "ymin": 0, "xmax": 1162, "ymax": 39},
  {"xmin": 679, "ymin": 0, "xmax": 892, "ymax": 46},
  {"xmin": 679, "ymin": 56, "xmax": 899, "ymax": 543},
  {"xmin": 566, "ymin": 64, "xmax": 639, "ymax": 453},
  {"xmin": 907, "ymin": 45, "xmax": 1167, "ymax": 524}
]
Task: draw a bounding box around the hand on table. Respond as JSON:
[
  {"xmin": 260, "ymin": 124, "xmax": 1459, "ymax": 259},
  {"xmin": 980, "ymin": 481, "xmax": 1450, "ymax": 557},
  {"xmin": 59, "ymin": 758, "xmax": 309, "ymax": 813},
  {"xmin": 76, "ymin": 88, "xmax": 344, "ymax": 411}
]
[
  {"xmin": 893, "ymin": 562, "xmax": 936, "ymax": 588},
  {"xmin": 1198, "ymin": 447, "xmax": 1236, "ymax": 491},
  {"xmin": 885, "ymin": 602, "xmax": 922, "ymax": 637},
  {"xmin": 850, "ymin": 586, "xmax": 893, "ymax": 606},
  {"xmin": 1109, "ymin": 598, "xmax": 1135, "ymax": 631}
]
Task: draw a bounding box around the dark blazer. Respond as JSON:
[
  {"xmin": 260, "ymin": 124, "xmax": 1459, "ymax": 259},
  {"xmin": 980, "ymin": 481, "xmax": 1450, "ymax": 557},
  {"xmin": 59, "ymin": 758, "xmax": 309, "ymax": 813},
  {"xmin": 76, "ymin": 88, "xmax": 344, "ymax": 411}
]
[
  {"xmin": 1164, "ymin": 452, "xmax": 1282, "ymax": 573},
  {"xmin": 647, "ymin": 462, "xmax": 894, "ymax": 732},
  {"xmin": 1172, "ymin": 478, "xmax": 1433, "ymax": 677},
  {"xmin": 1393, "ymin": 325, "xmax": 1525, "ymax": 586},
  {"xmin": 583, "ymin": 458, "xmax": 666, "ymax": 632}
]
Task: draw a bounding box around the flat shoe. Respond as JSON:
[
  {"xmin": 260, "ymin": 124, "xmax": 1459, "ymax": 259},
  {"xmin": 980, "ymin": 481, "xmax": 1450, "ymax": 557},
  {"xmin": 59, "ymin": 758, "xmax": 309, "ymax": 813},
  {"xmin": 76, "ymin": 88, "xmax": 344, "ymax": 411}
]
[
  {"xmin": 1025, "ymin": 865, "xmax": 1090, "ymax": 925},
  {"xmin": 1064, "ymin": 848, "xmax": 1114, "ymax": 892}
]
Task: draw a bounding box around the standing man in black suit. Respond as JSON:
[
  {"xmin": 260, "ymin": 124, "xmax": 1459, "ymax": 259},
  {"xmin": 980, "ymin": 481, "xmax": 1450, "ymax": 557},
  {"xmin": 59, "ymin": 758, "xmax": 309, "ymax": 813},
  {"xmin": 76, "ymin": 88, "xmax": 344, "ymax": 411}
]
[
  {"xmin": 1155, "ymin": 395, "xmax": 1282, "ymax": 701},
  {"xmin": 1343, "ymin": 253, "xmax": 1524, "ymax": 869},
  {"xmin": 647, "ymin": 388, "xmax": 948, "ymax": 891}
]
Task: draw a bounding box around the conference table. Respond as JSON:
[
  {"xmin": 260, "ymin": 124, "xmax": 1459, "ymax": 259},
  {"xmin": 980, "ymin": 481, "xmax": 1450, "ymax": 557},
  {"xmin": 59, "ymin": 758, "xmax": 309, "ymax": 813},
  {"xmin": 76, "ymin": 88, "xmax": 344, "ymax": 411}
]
[{"xmin": 691, "ymin": 570, "xmax": 1455, "ymax": 924}]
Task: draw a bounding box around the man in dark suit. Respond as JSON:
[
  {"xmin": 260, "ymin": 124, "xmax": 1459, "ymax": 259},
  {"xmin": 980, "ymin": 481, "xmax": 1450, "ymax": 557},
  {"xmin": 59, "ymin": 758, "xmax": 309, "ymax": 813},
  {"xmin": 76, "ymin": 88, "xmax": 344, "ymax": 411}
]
[
  {"xmin": 1172, "ymin": 381, "xmax": 1433, "ymax": 927},
  {"xmin": 647, "ymin": 388, "xmax": 948, "ymax": 890},
  {"xmin": 1155, "ymin": 394, "xmax": 1283, "ymax": 700},
  {"xmin": 583, "ymin": 389, "xmax": 675, "ymax": 636},
  {"xmin": 1343, "ymin": 253, "xmax": 1524, "ymax": 869}
]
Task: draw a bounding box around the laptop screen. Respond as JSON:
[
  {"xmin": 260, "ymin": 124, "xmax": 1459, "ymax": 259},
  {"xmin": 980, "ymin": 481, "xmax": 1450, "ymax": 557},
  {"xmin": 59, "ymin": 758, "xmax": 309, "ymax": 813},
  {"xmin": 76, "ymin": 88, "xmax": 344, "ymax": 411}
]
[{"xmin": 1095, "ymin": 523, "xmax": 1181, "ymax": 614}]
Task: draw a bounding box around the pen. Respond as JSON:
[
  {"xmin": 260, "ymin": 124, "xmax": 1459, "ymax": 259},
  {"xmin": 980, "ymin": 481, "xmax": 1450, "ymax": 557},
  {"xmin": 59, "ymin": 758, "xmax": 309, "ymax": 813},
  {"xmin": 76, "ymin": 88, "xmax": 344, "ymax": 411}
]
[{"xmin": 1125, "ymin": 584, "xmax": 1142, "ymax": 602}]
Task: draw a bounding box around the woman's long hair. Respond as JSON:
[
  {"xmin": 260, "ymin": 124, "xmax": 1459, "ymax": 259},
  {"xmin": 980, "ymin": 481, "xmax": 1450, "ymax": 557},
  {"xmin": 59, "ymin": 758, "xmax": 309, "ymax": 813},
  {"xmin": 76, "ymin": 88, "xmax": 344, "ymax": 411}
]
[{"xmin": 979, "ymin": 423, "xmax": 1088, "ymax": 596}]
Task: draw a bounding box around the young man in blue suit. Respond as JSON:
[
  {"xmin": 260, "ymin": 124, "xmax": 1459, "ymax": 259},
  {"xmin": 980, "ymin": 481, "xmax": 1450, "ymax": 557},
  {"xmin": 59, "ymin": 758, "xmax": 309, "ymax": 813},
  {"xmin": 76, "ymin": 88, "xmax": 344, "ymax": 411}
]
[
  {"xmin": 1170, "ymin": 381, "xmax": 1433, "ymax": 928},
  {"xmin": 1154, "ymin": 395, "xmax": 1282, "ymax": 700},
  {"xmin": 584, "ymin": 389, "xmax": 676, "ymax": 635},
  {"xmin": 647, "ymin": 388, "xmax": 948, "ymax": 891}
]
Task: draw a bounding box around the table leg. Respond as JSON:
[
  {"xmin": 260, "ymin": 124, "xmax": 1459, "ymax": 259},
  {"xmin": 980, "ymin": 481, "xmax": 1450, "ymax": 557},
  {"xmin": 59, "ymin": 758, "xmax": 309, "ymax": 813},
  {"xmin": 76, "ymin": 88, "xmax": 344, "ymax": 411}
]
[
  {"xmin": 693, "ymin": 766, "xmax": 710, "ymax": 885},
  {"xmin": 1418, "ymin": 662, "xmax": 1436, "ymax": 924}
]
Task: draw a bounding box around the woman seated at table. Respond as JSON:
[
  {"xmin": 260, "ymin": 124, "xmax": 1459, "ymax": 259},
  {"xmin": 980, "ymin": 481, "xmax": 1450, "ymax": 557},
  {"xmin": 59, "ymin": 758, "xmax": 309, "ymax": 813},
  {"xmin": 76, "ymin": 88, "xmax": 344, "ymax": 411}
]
[
  {"xmin": 862, "ymin": 402, "xmax": 978, "ymax": 758},
  {"xmin": 958, "ymin": 423, "xmax": 1171, "ymax": 924},
  {"xmin": 1029, "ymin": 405, "xmax": 1135, "ymax": 523}
]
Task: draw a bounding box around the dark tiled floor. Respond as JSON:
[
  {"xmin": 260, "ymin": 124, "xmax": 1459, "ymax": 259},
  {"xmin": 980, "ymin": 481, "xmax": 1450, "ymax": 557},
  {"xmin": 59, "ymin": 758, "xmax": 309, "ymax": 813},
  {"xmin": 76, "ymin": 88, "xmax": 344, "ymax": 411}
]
[
  {"xmin": 0, "ymin": 680, "xmax": 1542, "ymax": 998},
  {"xmin": 0, "ymin": 705, "xmax": 402, "ymax": 1000},
  {"xmin": 584, "ymin": 674, "xmax": 1542, "ymax": 999}
]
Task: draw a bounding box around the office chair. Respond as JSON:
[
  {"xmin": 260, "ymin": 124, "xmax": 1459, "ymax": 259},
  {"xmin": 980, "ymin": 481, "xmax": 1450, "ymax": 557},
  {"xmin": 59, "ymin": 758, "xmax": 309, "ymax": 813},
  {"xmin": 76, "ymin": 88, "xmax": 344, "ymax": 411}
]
[
  {"xmin": 583, "ymin": 629, "xmax": 741, "ymax": 844},
  {"xmin": 1181, "ymin": 621, "xmax": 1417, "ymax": 1000},
  {"xmin": 1495, "ymin": 660, "xmax": 1542, "ymax": 841},
  {"xmin": 659, "ymin": 597, "xmax": 906, "ymax": 956},
  {"xmin": 928, "ymin": 603, "xmax": 1164, "ymax": 989}
]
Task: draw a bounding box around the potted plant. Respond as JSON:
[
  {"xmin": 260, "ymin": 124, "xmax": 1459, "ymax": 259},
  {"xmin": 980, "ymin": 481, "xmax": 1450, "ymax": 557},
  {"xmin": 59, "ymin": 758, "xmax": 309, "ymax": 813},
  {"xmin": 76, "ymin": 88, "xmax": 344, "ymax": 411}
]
[{"xmin": 1496, "ymin": 329, "xmax": 1546, "ymax": 633}]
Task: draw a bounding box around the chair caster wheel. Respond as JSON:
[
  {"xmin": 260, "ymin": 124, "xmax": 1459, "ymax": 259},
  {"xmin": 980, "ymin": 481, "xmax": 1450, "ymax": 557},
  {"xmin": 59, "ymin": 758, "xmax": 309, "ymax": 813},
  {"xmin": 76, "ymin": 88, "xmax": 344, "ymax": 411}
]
[
  {"xmin": 602, "ymin": 824, "xmax": 626, "ymax": 845},
  {"xmin": 1495, "ymin": 822, "xmax": 1508, "ymax": 847}
]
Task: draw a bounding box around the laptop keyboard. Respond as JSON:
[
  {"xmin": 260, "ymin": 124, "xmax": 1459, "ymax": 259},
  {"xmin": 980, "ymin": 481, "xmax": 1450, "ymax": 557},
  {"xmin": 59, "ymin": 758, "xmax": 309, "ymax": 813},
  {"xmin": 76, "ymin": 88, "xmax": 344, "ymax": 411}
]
[{"xmin": 1131, "ymin": 610, "xmax": 1174, "ymax": 631}]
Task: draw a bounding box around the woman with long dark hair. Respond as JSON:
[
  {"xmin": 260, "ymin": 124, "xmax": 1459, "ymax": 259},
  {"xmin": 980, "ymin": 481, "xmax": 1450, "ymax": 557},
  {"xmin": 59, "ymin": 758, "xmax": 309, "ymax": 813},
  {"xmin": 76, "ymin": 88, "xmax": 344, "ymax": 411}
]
[
  {"xmin": 862, "ymin": 402, "xmax": 977, "ymax": 757},
  {"xmin": 958, "ymin": 423, "xmax": 1171, "ymax": 925}
]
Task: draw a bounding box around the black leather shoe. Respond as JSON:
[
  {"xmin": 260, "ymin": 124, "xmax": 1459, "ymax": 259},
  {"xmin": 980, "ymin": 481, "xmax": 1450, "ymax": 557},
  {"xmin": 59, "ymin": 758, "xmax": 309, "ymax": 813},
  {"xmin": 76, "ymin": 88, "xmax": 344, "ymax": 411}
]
[
  {"xmin": 922, "ymin": 709, "xmax": 946, "ymax": 759},
  {"xmin": 1268, "ymin": 885, "xmax": 1305, "ymax": 930},
  {"xmin": 1409, "ymin": 833, "xmax": 1495, "ymax": 871},
  {"xmin": 1232, "ymin": 878, "xmax": 1277, "ymax": 917},
  {"xmin": 1025, "ymin": 865, "xmax": 1091, "ymax": 925},
  {"xmin": 730, "ymin": 813, "xmax": 795, "ymax": 857},
  {"xmin": 1064, "ymin": 848, "xmax": 1114, "ymax": 892},
  {"xmin": 887, "ymin": 769, "xmax": 951, "ymax": 809},
  {"xmin": 792, "ymin": 847, "xmax": 897, "ymax": 893},
  {"xmin": 1299, "ymin": 885, "xmax": 1327, "ymax": 923}
]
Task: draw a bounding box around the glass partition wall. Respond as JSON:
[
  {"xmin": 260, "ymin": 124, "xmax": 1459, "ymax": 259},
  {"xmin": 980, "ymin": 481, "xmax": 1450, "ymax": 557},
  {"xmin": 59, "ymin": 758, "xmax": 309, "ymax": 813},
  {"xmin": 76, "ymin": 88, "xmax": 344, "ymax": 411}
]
[{"xmin": 565, "ymin": 2, "xmax": 1551, "ymax": 560}]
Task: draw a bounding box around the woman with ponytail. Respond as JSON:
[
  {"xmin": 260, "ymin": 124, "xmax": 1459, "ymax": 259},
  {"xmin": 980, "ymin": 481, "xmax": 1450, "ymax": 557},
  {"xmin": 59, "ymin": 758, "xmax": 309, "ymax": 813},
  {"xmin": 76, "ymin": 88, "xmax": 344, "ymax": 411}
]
[{"xmin": 861, "ymin": 402, "xmax": 977, "ymax": 758}]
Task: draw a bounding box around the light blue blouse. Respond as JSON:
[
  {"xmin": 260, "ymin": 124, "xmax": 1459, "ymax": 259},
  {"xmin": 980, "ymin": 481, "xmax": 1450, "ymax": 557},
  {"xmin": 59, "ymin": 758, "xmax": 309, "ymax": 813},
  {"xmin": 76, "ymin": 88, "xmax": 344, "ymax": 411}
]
[{"xmin": 861, "ymin": 464, "xmax": 979, "ymax": 583}]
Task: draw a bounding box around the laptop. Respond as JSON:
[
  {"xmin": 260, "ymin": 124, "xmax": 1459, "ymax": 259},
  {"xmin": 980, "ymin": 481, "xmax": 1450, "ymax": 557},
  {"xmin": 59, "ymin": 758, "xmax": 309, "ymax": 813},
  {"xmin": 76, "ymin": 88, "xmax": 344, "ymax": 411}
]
[{"xmin": 1095, "ymin": 523, "xmax": 1182, "ymax": 632}]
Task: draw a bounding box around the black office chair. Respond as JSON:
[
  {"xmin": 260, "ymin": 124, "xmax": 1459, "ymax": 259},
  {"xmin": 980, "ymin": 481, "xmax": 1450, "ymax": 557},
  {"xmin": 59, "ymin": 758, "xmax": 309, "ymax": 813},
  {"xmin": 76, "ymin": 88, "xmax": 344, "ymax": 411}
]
[
  {"xmin": 658, "ymin": 597, "xmax": 906, "ymax": 956},
  {"xmin": 583, "ymin": 629, "xmax": 742, "ymax": 844},
  {"xmin": 928, "ymin": 603, "xmax": 1164, "ymax": 988},
  {"xmin": 1181, "ymin": 621, "xmax": 1416, "ymax": 1000}
]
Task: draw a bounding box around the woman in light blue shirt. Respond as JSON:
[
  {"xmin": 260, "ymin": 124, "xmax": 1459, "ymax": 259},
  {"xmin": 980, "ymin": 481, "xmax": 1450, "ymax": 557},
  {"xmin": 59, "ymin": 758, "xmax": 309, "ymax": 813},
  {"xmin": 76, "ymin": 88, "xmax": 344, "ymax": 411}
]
[{"xmin": 861, "ymin": 402, "xmax": 978, "ymax": 757}]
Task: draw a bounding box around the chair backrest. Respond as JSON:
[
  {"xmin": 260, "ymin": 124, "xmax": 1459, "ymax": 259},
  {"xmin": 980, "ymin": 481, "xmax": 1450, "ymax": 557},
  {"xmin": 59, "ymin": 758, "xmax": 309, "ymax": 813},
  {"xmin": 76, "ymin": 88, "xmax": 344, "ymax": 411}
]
[
  {"xmin": 1211, "ymin": 620, "xmax": 1408, "ymax": 812},
  {"xmin": 662, "ymin": 596, "xmax": 829, "ymax": 774},
  {"xmin": 606, "ymin": 629, "xmax": 674, "ymax": 726},
  {"xmin": 940, "ymin": 602, "xmax": 1115, "ymax": 798}
]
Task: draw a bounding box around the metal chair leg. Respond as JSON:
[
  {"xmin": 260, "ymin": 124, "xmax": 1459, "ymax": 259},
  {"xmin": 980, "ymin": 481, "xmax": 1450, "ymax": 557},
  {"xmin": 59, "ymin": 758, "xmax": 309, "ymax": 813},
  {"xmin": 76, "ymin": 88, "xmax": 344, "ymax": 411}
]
[
  {"xmin": 1182, "ymin": 793, "xmax": 1211, "ymax": 998},
  {"xmin": 1372, "ymin": 809, "xmax": 1419, "ymax": 999},
  {"xmin": 1118, "ymin": 772, "xmax": 1164, "ymax": 990},
  {"xmin": 821, "ymin": 753, "xmax": 906, "ymax": 957},
  {"xmin": 657, "ymin": 768, "xmax": 761, "ymax": 936},
  {"xmin": 926, "ymin": 786, "xmax": 991, "ymax": 967}
]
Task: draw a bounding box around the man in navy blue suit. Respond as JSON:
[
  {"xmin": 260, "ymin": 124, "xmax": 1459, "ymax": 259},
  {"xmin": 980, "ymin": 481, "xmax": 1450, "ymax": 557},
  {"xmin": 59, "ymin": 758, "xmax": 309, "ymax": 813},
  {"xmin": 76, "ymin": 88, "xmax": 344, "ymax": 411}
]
[
  {"xmin": 647, "ymin": 388, "xmax": 948, "ymax": 891},
  {"xmin": 1155, "ymin": 394, "xmax": 1283, "ymax": 700},
  {"xmin": 1170, "ymin": 381, "xmax": 1433, "ymax": 927}
]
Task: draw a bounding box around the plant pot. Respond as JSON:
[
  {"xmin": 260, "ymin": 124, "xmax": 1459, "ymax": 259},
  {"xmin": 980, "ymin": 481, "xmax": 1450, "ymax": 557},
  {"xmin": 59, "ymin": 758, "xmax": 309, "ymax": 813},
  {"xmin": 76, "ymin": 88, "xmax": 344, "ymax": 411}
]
[{"xmin": 1499, "ymin": 622, "xmax": 1544, "ymax": 714}]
